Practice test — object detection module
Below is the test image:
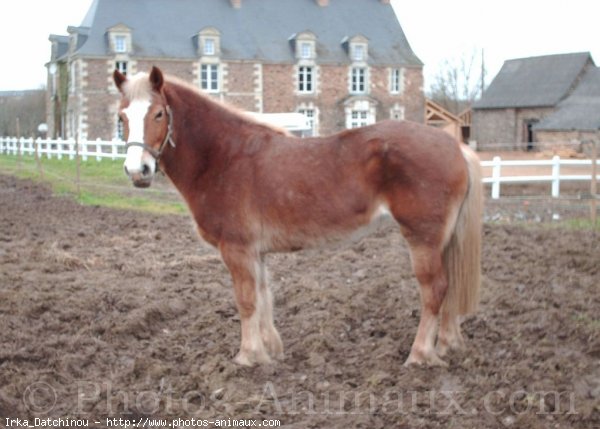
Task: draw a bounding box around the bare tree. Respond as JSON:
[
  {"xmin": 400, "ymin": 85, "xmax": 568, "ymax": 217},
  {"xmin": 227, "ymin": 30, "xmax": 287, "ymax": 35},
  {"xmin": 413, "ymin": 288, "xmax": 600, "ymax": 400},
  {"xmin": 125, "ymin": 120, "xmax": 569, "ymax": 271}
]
[
  {"xmin": 0, "ymin": 90, "xmax": 46, "ymax": 137},
  {"xmin": 428, "ymin": 49, "xmax": 485, "ymax": 114}
]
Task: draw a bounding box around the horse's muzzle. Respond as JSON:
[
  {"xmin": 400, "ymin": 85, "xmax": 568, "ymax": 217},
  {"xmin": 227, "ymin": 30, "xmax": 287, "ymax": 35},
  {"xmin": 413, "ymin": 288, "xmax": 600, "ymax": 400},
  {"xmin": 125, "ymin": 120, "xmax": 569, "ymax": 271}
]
[
  {"xmin": 124, "ymin": 164, "xmax": 153, "ymax": 188},
  {"xmin": 131, "ymin": 175, "xmax": 152, "ymax": 188}
]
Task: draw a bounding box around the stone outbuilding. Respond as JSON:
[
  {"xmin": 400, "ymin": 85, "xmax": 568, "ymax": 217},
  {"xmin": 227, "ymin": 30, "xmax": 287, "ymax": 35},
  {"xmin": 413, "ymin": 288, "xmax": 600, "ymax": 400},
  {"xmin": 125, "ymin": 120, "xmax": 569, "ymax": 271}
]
[
  {"xmin": 534, "ymin": 67, "xmax": 600, "ymax": 146},
  {"xmin": 472, "ymin": 52, "xmax": 596, "ymax": 151}
]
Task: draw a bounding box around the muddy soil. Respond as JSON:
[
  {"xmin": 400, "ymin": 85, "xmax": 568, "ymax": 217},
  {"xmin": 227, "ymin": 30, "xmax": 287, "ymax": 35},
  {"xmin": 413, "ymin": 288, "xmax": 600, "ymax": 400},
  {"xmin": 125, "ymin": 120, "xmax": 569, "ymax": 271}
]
[{"xmin": 0, "ymin": 175, "xmax": 598, "ymax": 428}]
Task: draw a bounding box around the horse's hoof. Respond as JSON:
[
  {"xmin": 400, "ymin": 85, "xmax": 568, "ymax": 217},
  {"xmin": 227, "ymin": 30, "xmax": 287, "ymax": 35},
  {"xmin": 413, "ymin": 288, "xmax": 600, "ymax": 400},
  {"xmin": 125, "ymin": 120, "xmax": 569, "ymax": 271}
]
[
  {"xmin": 436, "ymin": 339, "xmax": 465, "ymax": 357},
  {"xmin": 233, "ymin": 353, "xmax": 254, "ymax": 367},
  {"xmin": 233, "ymin": 350, "xmax": 272, "ymax": 366},
  {"xmin": 264, "ymin": 335, "xmax": 284, "ymax": 360},
  {"xmin": 404, "ymin": 350, "xmax": 448, "ymax": 368}
]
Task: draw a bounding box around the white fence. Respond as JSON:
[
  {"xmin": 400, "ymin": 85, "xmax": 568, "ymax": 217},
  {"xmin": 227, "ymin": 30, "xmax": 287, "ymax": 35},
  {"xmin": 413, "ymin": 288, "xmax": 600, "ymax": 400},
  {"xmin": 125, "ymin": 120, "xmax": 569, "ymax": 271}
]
[
  {"xmin": 1, "ymin": 136, "xmax": 599, "ymax": 200},
  {"xmin": 481, "ymin": 156, "xmax": 599, "ymax": 199},
  {"xmin": 0, "ymin": 136, "xmax": 126, "ymax": 162}
]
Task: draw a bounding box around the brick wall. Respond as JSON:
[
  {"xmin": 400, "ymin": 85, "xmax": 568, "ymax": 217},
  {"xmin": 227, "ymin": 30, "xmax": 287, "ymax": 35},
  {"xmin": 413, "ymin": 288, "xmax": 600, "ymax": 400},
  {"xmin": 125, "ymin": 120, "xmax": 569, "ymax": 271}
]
[
  {"xmin": 224, "ymin": 61, "xmax": 261, "ymax": 111},
  {"xmin": 317, "ymin": 65, "xmax": 348, "ymax": 133},
  {"xmin": 69, "ymin": 57, "xmax": 424, "ymax": 140}
]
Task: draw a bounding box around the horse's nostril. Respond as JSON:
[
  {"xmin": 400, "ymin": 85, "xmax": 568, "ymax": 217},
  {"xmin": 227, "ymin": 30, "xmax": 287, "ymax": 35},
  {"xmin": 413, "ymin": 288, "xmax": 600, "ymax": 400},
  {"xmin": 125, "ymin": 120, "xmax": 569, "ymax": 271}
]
[{"xmin": 142, "ymin": 164, "xmax": 151, "ymax": 177}]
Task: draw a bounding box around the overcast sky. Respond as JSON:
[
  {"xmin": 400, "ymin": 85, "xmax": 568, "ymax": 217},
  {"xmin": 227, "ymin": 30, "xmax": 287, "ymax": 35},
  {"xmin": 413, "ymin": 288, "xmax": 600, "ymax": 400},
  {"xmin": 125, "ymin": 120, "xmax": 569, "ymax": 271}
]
[{"xmin": 0, "ymin": 0, "xmax": 598, "ymax": 91}]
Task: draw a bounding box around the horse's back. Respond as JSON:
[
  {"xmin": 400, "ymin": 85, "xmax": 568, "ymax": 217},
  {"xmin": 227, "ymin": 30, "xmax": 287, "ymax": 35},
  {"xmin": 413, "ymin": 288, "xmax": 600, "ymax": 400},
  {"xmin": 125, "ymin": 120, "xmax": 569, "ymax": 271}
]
[{"xmin": 370, "ymin": 120, "xmax": 470, "ymax": 240}]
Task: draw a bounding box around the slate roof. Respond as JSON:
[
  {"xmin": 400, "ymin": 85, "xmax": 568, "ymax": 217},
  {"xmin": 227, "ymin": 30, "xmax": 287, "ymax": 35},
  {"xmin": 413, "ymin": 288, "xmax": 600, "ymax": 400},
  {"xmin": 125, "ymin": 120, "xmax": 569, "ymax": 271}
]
[
  {"xmin": 48, "ymin": 35, "xmax": 69, "ymax": 61},
  {"xmin": 534, "ymin": 67, "xmax": 600, "ymax": 131},
  {"xmin": 474, "ymin": 52, "xmax": 592, "ymax": 109},
  {"xmin": 65, "ymin": 0, "xmax": 421, "ymax": 66}
]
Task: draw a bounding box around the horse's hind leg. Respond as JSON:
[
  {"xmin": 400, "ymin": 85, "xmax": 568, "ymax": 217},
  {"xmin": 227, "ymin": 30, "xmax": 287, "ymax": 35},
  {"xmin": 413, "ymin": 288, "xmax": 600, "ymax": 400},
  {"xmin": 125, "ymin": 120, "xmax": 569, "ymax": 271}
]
[
  {"xmin": 257, "ymin": 260, "xmax": 284, "ymax": 360},
  {"xmin": 404, "ymin": 242, "xmax": 449, "ymax": 366},
  {"xmin": 437, "ymin": 310, "xmax": 465, "ymax": 357},
  {"xmin": 219, "ymin": 243, "xmax": 271, "ymax": 366}
]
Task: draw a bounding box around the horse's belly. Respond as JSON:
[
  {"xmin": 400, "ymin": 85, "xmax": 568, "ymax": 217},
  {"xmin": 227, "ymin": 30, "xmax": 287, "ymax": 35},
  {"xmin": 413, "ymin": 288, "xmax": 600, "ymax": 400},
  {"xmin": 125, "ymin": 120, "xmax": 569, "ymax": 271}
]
[{"xmin": 261, "ymin": 202, "xmax": 392, "ymax": 253}]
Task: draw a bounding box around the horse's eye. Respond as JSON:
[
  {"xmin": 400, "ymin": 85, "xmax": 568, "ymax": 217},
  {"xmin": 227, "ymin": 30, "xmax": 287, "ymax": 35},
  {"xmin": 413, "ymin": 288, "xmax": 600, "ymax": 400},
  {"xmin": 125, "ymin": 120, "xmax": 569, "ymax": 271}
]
[{"xmin": 155, "ymin": 110, "xmax": 164, "ymax": 120}]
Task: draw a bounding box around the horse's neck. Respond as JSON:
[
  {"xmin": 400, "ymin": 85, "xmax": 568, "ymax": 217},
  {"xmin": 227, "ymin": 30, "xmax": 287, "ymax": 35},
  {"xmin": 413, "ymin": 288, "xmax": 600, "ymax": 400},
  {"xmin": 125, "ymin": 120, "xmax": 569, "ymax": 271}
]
[{"xmin": 160, "ymin": 83, "xmax": 253, "ymax": 192}]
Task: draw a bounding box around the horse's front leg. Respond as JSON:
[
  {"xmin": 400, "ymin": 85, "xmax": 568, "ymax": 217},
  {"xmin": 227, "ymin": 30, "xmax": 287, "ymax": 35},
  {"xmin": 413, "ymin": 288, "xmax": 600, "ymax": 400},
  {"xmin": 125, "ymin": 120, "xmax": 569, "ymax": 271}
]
[
  {"xmin": 219, "ymin": 243, "xmax": 271, "ymax": 366},
  {"xmin": 257, "ymin": 260, "xmax": 284, "ymax": 360}
]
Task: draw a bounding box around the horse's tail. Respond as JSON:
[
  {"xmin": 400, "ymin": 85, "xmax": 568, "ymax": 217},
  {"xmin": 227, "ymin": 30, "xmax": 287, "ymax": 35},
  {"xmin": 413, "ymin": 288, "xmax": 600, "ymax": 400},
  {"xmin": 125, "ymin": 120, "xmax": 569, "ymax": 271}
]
[{"xmin": 441, "ymin": 145, "xmax": 483, "ymax": 317}]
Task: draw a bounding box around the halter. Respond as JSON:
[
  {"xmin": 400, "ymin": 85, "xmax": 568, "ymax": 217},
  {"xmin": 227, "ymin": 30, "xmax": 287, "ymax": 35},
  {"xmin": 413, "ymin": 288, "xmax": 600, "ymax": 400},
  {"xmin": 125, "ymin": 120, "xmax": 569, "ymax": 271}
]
[{"xmin": 125, "ymin": 106, "xmax": 176, "ymax": 163}]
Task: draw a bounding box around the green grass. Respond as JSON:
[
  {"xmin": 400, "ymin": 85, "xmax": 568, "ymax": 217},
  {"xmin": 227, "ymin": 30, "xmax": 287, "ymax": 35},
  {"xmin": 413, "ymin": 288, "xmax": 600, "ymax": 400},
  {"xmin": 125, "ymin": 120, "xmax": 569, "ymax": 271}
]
[
  {"xmin": 572, "ymin": 312, "xmax": 600, "ymax": 332},
  {"xmin": 1, "ymin": 154, "xmax": 598, "ymax": 226},
  {"xmin": 558, "ymin": 217, "xmax": 600, "ymax": 231},
  {"xmin": 0, "ymin": 154, "xmax": 187, "ymax": 215}
]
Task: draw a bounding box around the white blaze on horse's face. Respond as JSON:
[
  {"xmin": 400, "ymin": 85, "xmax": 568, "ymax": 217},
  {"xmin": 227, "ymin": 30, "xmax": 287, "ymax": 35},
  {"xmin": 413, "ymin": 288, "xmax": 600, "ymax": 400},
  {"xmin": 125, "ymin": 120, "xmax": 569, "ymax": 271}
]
[{"xmin": 122, "ymin": 99, "xmax": 157, "ymax": 187}]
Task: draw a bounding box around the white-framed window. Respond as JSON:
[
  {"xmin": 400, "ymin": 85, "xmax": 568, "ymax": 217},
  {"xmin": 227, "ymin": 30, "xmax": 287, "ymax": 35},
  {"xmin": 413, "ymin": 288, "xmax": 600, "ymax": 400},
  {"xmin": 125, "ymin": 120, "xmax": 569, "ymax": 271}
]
[
  {"xmin": 204, "ymin": 38, "xmax": 216, "ymax": 55},
  {"xmin": 115, "ymin": 61, "xmax": 128, "ymax": 75},
  {"xmin": 390, "ymin": 68, "xmax": 404, "ymax": 94},
  {"xmin": 390, "ymin": 105, "xmax": 405, "ymax": 121},
  {"xmin": 345, "ymin": 99, "xmax": 375, "ymax": 130},
  {"xmin": 115, "ymin": 35, "xmax": 127, "ymax": 53},
  {"xmin": 352, "ymin": 44, "xmax": 366, "ymax": 62},
  {"xmin": 298, "ymin": 66, "xmax": 314, "ymax": 93},
  {"xmin": 350, "ymin": 67, "xmax": 367, "ymax": 94},
  {"xmin": 350, "ymin": 111, "xmax": 369, "ymax": 128},
  {"xmin": 298, "ymin": 108, "xmax": 317, "ymax": 136},
  {"xmin": 300, "ymin": 42, "xmax": 312, "ymax": 59},
  {"xmin": 201, "ymin": 64, "xmax": 219, "ymax": 92}
]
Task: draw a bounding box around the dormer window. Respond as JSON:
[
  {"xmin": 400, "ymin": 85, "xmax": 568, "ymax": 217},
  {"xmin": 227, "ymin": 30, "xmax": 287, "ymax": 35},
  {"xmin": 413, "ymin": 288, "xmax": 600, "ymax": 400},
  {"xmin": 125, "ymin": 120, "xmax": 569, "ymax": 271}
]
[
  {"xmin": 197, "ymin": 27, "xmax": 221, "ymax": 57},
  {"xmin": 344, "ymin": 34, "xmax": 369, "ymax": 63},
  {"xmin": 292, "ymin": 31, "xmax": 317, "ymax": 61},
  {"xmin": 108, "ymin": 24, "xmax": 132, "ymax": 55}
]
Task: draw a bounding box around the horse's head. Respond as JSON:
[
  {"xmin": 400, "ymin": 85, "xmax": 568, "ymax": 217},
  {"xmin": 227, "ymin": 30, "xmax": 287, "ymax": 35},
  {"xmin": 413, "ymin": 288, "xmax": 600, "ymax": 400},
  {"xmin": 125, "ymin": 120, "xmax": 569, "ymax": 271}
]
[{"xmin": 114, "ymin": 66, "xmax": 173, "ymax": 188}]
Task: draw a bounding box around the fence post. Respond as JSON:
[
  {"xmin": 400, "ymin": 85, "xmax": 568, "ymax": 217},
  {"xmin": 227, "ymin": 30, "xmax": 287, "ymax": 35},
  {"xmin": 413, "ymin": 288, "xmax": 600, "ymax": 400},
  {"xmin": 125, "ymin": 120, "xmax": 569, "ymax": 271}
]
[
  {"xmin": 81, "ymin": 138, "xmax": 88, "ymax": 162},
  {"xmin": 111, "ymin": 139, "xmax": 118, "ymax": 160},
  {"xmin": 56, "ymin": 136, "xmax": 62, "ymax": 160},
  {"xmin": 551, "ymin": 155, "xmax": 560, "ymax": 198},
  {"xmin": 96, "ymin": 138, "xmax": 102, "ymax": 162},
  {"xmin": 591, "ymin": 140, "xmax": 597, "ymax": 225},
  {"xmin": 491, "ymin": 156, "xmax": 501, "ymax": 199},
  {"xmin": 34, "ymin": 137, "xmax": 44, "ymax": 180},
  {"xmin": 16, "ymin": 118, "xmax": 22, "ymax": 171},
  {"xmin": 45, "ymin": 136, "xmax": 51, "ymax": 159},
  {"xmin": 75, "ymin": 133, "xmax": 81, "ymax": 198}
]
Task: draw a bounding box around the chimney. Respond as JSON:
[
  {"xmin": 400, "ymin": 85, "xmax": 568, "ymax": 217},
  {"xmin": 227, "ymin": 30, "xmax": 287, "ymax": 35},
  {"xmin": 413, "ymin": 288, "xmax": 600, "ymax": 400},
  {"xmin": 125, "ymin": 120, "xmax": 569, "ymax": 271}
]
[
  {"xmin": 315, "ymin": 0, "xmax": 328, "ymax": 6},
  {"xmin": 230, "ymin": 0, "xmax": 241, "ymax": 8}
]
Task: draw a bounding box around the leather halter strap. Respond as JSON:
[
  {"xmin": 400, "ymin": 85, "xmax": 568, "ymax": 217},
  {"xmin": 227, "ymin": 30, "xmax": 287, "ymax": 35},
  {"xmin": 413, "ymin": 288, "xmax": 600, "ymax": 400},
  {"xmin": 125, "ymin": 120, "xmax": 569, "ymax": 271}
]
[{"xmin": 125, "ymin": 106, "xmax": 175, "ymax": 162}]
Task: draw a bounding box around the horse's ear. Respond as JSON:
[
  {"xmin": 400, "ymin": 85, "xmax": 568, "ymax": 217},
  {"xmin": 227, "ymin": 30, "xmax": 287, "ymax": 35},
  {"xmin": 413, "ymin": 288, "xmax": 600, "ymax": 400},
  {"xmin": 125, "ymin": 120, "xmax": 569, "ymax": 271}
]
[
  {"xmin": 113, "ymin": 69, "xmax": 127, "ymax": 93},
  {"xmin": 149, "ymin": 66, "xmax": 164, "ymax": 92}
]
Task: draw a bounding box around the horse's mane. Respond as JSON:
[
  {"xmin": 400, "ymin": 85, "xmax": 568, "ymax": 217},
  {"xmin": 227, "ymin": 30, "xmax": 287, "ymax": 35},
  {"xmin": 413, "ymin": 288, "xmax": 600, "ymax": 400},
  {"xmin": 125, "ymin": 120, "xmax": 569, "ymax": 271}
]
[
  {"xmin": 121, "ymin": 72, "xmax": 153, "ymax": 101},
  {"xmin": 163, "ymin": 75, "xmax": 291, "ymax": 137}
]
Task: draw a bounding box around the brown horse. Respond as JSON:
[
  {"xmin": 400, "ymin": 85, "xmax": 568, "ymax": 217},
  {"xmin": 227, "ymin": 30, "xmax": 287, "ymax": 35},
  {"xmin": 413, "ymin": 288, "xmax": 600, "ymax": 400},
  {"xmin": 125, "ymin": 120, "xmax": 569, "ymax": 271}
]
[{"xmin": 113, "ymin": 67, "xmax": 482, "ymax": 367}]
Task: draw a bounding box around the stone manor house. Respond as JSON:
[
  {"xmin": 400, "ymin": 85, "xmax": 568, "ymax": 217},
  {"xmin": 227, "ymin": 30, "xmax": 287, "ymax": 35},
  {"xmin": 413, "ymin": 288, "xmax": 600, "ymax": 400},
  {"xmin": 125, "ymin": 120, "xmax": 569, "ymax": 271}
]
[{"xmin": 46, "ymin": 0, "xmax": 424, "ymax": 140}]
